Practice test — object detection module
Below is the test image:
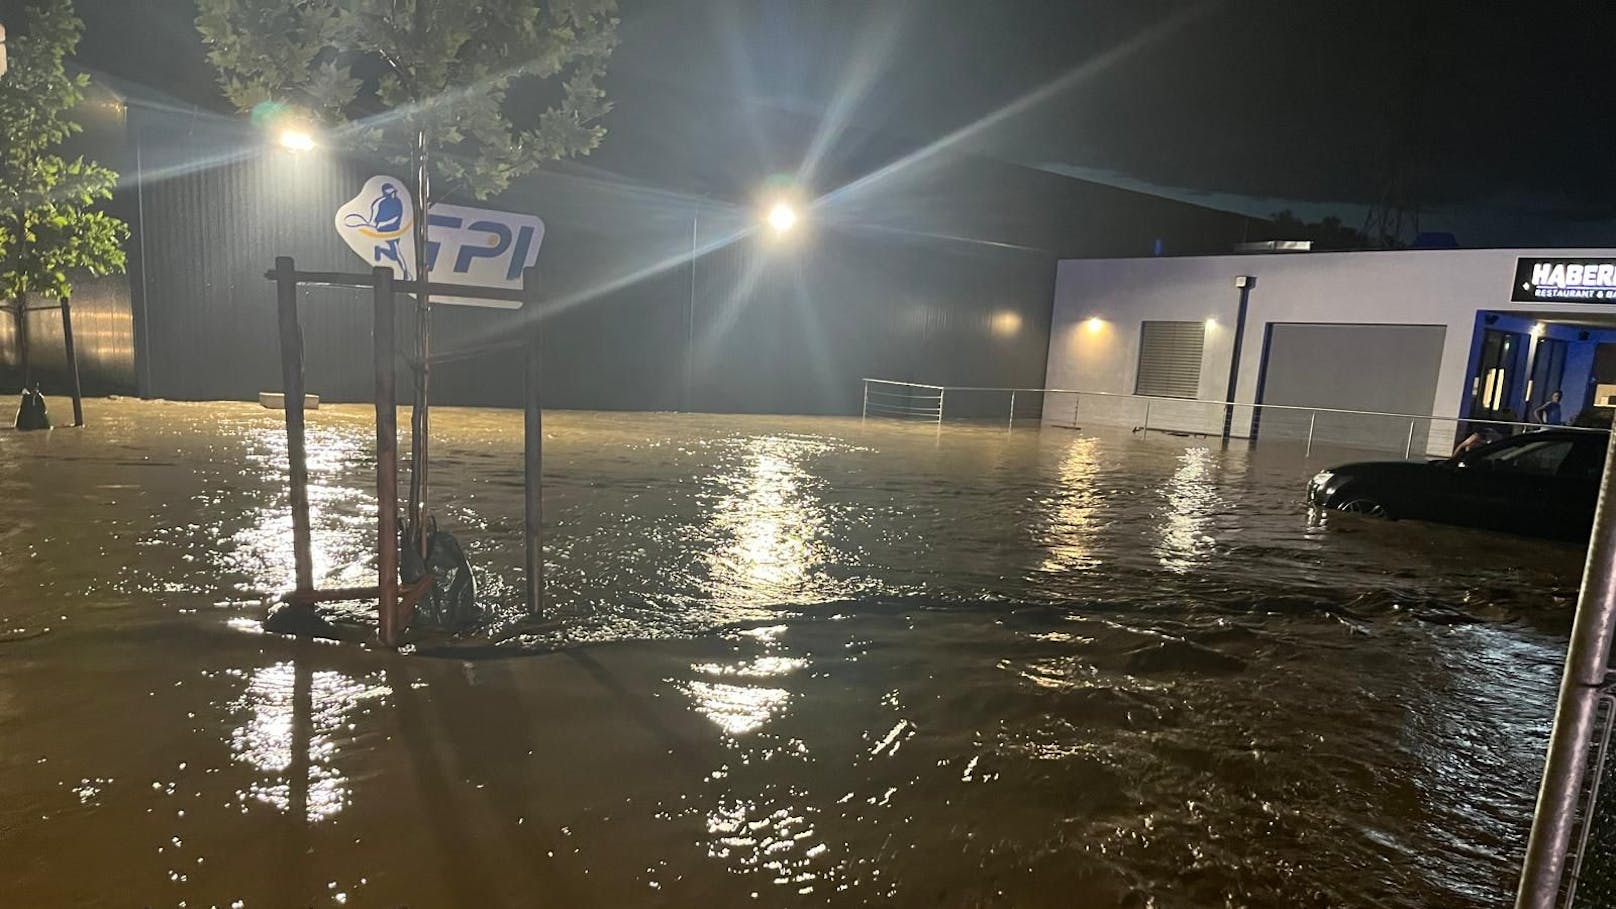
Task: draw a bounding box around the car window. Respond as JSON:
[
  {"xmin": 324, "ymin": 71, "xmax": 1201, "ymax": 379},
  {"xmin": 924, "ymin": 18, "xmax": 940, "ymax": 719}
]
[
  {"xmin": 1561, "ymin": 437, "xmax": 1610, "ymax": 481},
  {"xmin": 1478, "ymin": 438, "xmax": 1575, "ymax": 476}
]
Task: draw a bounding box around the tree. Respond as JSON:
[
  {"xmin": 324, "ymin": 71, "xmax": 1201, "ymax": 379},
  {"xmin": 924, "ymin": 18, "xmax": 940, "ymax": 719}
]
[
  {"xmin": 1267, "ymin": 210, "xmax": 1378, "ymax": 251},
  {"xmin": 196, "ymin": 0, "xmax": 618, "ymax": 544},
  {"xmin": 0, "ymin": 0, "xmax": 129, "ymax": 309}
]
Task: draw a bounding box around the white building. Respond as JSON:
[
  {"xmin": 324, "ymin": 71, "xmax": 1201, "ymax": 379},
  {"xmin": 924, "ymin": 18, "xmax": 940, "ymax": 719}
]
[{"xmin": 1044, "ymin": 248, "xmax": 1616, "ymax": 456}]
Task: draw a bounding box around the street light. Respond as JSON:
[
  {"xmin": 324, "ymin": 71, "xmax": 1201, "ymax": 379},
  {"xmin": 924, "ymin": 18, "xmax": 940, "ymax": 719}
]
[
  {"xmin": 766, "ymin": 201, "xmax": 798, "ymax": 234},
  {"xmin": 277, "ymin": 127, "xmax": 316, "ymax": 152}
]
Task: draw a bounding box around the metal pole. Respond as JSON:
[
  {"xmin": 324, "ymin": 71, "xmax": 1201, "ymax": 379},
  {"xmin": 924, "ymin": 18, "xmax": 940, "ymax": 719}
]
[
  {"xmin": 1222, "ymin": 278, "xmax": 1254, "ymax": 442},
  {"xmin": 1518, "ymin": 431, "xmax": 1616, "ymax": 908},
  {"xmin": 1008, "ymin": 390, "xmax": 1017, "ymax": 430},
  {"xmin": 1306, "ymin": 411, "xmax": 1316, "ymax": 457},
  {"xmin": 937, "ymin": 388, "xmax": 946, "ymax": 426},
  {"xmin": 1142, "ymin": 398, "xmax": 1152, "ymax": 435},
  {"xmin": 1073, "ymin": 393, "xmax": 1080, "ymax": 428},
  {"xmin": 372, "ymin": 268, "xmax": 400, "ymax": 646},
  {"xmin": 861, "ymin": 381, "xmax": 868, "ymax": 422},
  {"xmin": 685, "ymin": 211, "xmax": 697, "ymax": 413},
  {"xmin": 274, "ymin": 257, "xmax": 314, "ymax": 596},
  {"xmin": 522, "ymin": 267, "xmax": 544, "ymax": 616},
  {"xmin": 59, "ymin": 296, "xmax": 84, "ymax": 427},
  {"xmin": 1405, "ymin": 419, "xmax": 1416, "ymax": 460}
]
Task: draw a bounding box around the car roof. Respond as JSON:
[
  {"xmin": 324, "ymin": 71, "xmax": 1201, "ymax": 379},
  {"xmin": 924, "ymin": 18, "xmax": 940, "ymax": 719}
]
[{"xmin": 1469, "ymin": 427, "xmax": 1606, "ymax": 456}]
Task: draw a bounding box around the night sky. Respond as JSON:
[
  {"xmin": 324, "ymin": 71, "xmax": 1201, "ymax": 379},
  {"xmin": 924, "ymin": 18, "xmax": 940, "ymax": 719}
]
[{"xmin": 60, "ymin": 0, "xmax": 1616, "ymax": 246}]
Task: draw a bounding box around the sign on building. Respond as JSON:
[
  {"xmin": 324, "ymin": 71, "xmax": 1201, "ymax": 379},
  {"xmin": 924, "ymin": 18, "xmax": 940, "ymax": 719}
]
[
  {"xmin": 335, "ymin": 175, "xmax": 544, "ymax": 309},
  {"xmin": 1512, "ymin": 257, "xmax": 1616, "ymax": 303}
]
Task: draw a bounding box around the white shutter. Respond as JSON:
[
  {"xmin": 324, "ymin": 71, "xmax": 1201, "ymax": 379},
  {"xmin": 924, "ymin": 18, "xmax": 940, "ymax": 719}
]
[{"xmin": 1134, "ymin": 321, "xmax": 1205, "ymax": 398}]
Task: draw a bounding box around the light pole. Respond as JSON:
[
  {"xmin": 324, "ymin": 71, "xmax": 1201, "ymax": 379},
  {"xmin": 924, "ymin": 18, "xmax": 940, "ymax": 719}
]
[
  {"xmin": 685, "ymin": 201, "xmax": 702, "ymax": 413},
  {"xmin": 683, "ymin": 196, "xmax": 804, "ymax": 412}
]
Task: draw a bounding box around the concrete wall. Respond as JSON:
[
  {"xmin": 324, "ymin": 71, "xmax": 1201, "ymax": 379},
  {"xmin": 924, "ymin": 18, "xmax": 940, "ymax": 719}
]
[{"xmin": 1046, "ymin": 248, "xmax": 1616, "ymax": 455}]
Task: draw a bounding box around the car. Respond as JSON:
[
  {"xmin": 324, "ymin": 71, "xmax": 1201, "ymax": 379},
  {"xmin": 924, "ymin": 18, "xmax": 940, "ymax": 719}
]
[{"xmin": 1306, "ymin": 428, "xmax": 1610, "ymax": 541}]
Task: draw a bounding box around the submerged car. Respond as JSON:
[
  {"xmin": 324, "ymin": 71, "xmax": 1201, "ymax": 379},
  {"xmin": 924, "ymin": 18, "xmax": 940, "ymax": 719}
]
[{"xmin": 1307, "ymin": 428, "xmax": 1609, "ymax": 540}]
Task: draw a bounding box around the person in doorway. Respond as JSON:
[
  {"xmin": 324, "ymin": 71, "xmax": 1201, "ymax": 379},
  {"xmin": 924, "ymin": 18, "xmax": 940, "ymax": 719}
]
[{"xmin": 1534, "ymin": 390, "xmax": 1564, "ymax": 426}]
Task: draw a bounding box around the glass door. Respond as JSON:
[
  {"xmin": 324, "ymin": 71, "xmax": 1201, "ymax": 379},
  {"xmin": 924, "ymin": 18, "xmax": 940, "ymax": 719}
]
[{"xmin": 1470, "ymin": 328, "xmax": 1524, "ymax": 422}]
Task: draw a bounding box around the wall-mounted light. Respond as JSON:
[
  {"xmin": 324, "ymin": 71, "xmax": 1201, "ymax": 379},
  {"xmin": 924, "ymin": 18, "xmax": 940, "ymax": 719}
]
[
  {"xmin": 1530, "ymin": 322, "xmax": 1546, "ymax": 337},
  {"xmin": 1205, "ymin": 317, "xmax": 1218, "ymax": 329},
  {"xmin": 990, "ymin": 310, "xmax": 1022, "ymax": 338}
]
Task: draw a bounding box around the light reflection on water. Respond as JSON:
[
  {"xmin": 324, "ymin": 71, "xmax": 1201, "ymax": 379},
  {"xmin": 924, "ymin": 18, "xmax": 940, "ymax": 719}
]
[
  {"xmin": 1155, "ymin": 447, "xmax": 1221, "ymax": 573},
  {"xmin": 0, "ymin": 400, "xmax": 1594, "ymax": 908},
  {"xmin": 705, "ymin": 435, "xmax": 839, "ymax": 612},
  {"xmin": 227, "ymin": 661, "xmax": 389, "ymax": 822}
]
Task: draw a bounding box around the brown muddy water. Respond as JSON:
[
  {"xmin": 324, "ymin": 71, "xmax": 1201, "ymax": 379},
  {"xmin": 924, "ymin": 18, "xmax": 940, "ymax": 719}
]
[{"xmin": 0, "ymin": 399, "xmax": 1587, "ymax": 907}]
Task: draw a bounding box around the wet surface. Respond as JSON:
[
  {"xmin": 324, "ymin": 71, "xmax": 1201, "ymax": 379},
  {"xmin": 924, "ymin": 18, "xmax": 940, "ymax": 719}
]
[{"xmin": 0, "ymin": 400, "xmax": 1584, "ymax": 907}]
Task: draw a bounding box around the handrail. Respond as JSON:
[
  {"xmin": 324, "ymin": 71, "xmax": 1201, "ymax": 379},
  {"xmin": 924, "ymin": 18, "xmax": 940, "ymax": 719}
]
[{"xmin": 861, "ymin": 377, "xmax": 1612, "ymax": 435}]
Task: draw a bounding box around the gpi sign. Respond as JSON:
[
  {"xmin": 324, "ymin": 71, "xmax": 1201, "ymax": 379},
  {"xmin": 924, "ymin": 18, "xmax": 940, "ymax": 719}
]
[{"xmin": 334, "ymin": 175, "xmax": 544, "ymax": 309}]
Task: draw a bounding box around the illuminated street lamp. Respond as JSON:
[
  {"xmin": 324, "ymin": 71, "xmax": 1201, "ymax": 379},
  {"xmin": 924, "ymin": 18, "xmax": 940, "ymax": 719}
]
[
  {"xmin": 277, "ymin": 127, "xmax": 316, "ymax": 152},
  {"xmin": 766, "ymin": 201, "xmax": 798, "ymax": 234}
]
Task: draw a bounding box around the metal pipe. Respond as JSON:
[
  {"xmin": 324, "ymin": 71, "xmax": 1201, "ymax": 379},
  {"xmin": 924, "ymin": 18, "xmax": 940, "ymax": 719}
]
[
  {"xmin": 1517, "ymin": 431, "xmax": 1616, "ymax": 908},
  {"xmin": 1566, "ymin": 695, "xmax": 1616, "ymax": 908},
  {"xmin": 1008, "ymin": 390, "xmax": 1016, "ymax": 430},
  {"xmin": 523, "ymin": 268, "xmax": 544, "ymax": 616},
  {"xmin": 686, "ymin": 210, "xmax": 697, "ymax": 412},
  {"xmin": 372, "ymin": 268, "xmax": 400, "ymax": 647},
  {"xmin": 59, "ymin": 296, "xmax": 84, "ymax": 427},
  {"xmin": 1306, "ymin": 412, "xmax": 1316, "ymax": 457},
  {"xmin": 1221, "ymin": 279, "xmax": 1254, "ymax": 442},
  {"xmin": 273, "ymin": 257, "xmax": 314, "ymax": 595},
  {"xmin": 1405, "ymin": 420, "xmax": 1416, "ymax": 460},
  {"xmin": 861, "ymin": 381, "xmax": 868, "ymax": 421}
]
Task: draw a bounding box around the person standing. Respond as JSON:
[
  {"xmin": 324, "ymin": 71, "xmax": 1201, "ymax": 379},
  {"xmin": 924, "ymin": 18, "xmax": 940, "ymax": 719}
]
[{"xmin": 1534, "ymin": 390, "xmax": 1564, "ymax": 426}]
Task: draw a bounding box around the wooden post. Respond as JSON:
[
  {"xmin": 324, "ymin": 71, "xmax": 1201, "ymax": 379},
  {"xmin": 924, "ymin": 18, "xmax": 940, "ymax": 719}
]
[
  {"xmin": 59, "ymin": 296, "xmax": 84, "ymax": 427},
  {"xmin": 522, "ymin": 267, "xmax": 543, "ymax": 616},
  {"xmin": 372, "ymin": 268, "xmax": 401, "ymax": 645},
  {"xmin": 274, "ymin": 257, "xmax": 314, "ymax": 596}
]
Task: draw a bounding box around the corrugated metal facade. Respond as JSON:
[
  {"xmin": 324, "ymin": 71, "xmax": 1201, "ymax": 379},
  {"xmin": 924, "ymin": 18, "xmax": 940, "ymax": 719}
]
[{"xmin": 11, "ymin": 103, "xmax": 1260, "ymax": 414}]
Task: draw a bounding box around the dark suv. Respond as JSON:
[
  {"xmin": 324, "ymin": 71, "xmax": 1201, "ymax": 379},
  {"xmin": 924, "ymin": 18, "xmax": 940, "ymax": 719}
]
[{"xmin": 1307, "ymin": 428, "xmax": 1610, "ymax": 541}]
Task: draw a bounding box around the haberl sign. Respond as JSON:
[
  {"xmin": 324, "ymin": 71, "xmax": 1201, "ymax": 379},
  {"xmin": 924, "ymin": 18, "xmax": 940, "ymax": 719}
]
[{"xmin": 1512, "ymin": 257, "xmax": 1616, "ymax": 303}]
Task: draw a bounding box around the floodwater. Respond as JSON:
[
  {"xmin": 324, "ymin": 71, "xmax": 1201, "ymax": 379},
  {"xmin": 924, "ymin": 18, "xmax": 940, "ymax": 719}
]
[{"xmin": 0, "ymin": 399, "xmax": 1585, "ymax": 907}]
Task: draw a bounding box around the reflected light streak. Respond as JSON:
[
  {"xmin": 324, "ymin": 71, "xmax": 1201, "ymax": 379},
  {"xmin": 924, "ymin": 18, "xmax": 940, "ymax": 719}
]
[
  {"xmin": 707, "ymin": 440, "xmax": 829, "ymax": 606},
  {"xmin": 1037, "ymin": 438, "xmax": 1104, "ymax": 573},
  {"xmin": 683, "ymin": 680, "xmax": 791, "ymax": 736},
  {"xmin": 228, "ymin": 662, "xmax": 389, "ymax": 822},
  {"xmin": 1154, "ymin": 447, "xmax": 1220, "ymax": 573}
]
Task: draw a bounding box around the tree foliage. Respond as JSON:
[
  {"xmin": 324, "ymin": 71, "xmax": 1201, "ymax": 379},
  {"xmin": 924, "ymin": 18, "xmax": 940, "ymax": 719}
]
[
  {"xmin": 1269, "ymin": 210, "xmax": 1377, "ymax": 251},
  {"xmin": 0, "ymin": 0, "xmax": 129, "ymax": 301},
  {"xmin": 195, "ymin": 0, "xmax": 619, "ymax": 200}
]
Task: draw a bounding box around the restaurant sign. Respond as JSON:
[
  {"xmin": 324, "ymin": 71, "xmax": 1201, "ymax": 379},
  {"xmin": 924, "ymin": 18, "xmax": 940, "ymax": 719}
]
[{"xmin": 1512, "ymin": 257, "xmax": 1616, "ymax": 303}]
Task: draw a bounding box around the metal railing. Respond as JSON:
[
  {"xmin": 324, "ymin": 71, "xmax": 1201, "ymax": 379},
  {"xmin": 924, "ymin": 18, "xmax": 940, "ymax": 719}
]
[{"xmin": 861, "ymin": 377, "xmax": 1611, "ymax": 458}]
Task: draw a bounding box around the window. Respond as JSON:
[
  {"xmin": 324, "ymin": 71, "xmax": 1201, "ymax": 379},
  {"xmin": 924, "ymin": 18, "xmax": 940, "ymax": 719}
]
[
  {"xmin": 1480, "ymin": 438, "xmax": 1574, "ymax": 476},
  {"xmin": 1134, "ymin": 321, "xmax": 1205, "ymax": 398}
]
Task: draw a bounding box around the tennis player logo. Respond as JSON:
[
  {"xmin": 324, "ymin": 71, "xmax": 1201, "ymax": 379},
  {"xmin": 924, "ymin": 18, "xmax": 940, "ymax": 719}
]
[{"xmin": 335, "ymin": 176, "xmax": 417, "ymax": 280}]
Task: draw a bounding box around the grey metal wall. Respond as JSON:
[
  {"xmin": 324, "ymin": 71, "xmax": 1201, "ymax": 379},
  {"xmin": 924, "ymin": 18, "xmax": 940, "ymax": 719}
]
[
  {"xmin": 123, "ymin": 103, "xmax": 1257, "ymax": 414},
  {"xmin": 0, "ymin": 277, "xmax": 138, "ymax": 395}
]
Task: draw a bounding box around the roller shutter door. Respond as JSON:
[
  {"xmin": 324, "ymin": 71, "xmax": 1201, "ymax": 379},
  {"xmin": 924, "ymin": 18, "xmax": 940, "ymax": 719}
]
[{"xmin": 1134, "ymin": 320, "xmax": 1205, "ymax": 398}]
